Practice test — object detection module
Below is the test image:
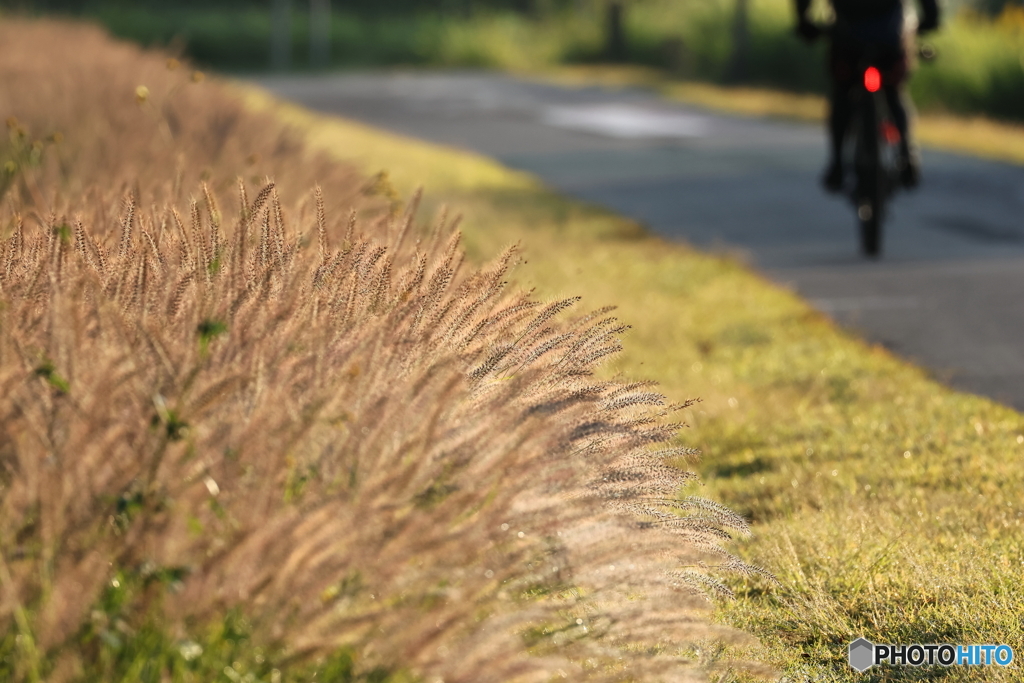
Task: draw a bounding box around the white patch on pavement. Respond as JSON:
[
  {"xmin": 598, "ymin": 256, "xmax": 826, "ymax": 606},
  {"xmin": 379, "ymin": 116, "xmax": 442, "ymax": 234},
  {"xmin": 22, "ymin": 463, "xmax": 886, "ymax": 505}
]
[
  {"xmin": 810, "ymin": 296, "xmax": 921, "ymax": 312},
  {"xmin": 541, "ymin": 104, "xmax": 709, "ymax": 139}
]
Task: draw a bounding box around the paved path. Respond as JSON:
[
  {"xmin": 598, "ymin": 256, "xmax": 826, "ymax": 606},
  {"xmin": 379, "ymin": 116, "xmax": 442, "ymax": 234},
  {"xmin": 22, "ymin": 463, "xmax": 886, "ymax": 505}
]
[{"xmin": 258, "ymin": 72, "xmax": 1024, "ymax": 410}]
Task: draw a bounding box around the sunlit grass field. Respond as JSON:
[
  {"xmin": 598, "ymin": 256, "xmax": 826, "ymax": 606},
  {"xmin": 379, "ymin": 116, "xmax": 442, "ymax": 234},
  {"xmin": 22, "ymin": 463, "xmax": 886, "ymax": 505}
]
[
  {"xmin": 2, "ymin": 12, "xmax": 1021, "ymax": 679},
  {"xmin": 249, "ymin": 88, "xmax": 1024, "ymax": 681}
]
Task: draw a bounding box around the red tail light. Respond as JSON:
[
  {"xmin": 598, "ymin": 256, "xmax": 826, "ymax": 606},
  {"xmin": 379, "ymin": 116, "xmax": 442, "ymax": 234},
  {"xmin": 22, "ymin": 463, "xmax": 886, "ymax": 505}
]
[{"xmin": 864, "ymin": 67, "xmax": 882, "ymax": 93}]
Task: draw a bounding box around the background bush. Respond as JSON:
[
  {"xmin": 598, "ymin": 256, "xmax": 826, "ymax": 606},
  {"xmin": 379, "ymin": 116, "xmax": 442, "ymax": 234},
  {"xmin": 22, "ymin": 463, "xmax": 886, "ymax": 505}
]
[{"xmin": 2, "ymin": 0, "xmax": 1021, "ymax": 121}]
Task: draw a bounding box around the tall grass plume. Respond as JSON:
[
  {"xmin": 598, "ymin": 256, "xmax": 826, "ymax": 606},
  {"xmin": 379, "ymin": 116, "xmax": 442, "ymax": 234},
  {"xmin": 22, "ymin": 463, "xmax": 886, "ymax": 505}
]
[{"xmin": 0, "ymin": 18, "xmax": 764, "ymax": 682}]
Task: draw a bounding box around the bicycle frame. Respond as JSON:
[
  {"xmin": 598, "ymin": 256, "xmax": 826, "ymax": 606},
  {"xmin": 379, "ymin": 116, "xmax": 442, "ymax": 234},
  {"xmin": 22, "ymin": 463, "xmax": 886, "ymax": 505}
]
[
  {"xmin": 807, "ymin": 20, "xmax": 936, "ymax": 257},
  {"xmin": 847, "ymin": 54, "xmax": 903, "ymax": 257}
]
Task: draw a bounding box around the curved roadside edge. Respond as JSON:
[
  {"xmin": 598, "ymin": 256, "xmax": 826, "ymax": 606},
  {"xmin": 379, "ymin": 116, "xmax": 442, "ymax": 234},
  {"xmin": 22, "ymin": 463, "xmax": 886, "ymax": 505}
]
[{"xmin": 525, "ymin": 65, "xmax": 1024, "ymax": 168}]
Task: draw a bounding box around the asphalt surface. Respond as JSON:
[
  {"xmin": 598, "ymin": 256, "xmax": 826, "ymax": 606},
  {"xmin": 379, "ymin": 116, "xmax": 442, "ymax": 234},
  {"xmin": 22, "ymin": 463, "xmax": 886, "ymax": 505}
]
[{"xmin": 257, "ymin": 72, "xmax": 1024, "ymax": 410}]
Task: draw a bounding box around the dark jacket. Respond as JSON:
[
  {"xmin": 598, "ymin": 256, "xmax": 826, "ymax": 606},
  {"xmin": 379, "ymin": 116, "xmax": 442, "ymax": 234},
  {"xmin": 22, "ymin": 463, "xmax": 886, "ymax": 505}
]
[{"xmin": 796, "ymin": 0, "xmax": 940, "ymax": 31}]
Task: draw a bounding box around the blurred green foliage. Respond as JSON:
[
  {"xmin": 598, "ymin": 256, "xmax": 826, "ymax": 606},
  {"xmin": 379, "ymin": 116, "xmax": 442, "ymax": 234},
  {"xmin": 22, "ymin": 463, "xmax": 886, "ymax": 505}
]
[
  {"xmin": 0, "ymin": 0, "xmax": 578, "ymax": 16},
  {"xmin": 2, "ymin": 0, "xmax": 1022, "ymax": 121}
]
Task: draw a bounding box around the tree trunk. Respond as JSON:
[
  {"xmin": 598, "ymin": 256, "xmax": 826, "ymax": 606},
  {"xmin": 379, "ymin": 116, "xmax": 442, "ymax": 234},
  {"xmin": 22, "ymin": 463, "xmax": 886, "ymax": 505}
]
[
  {"xmin": 606, "ymin": 1, "xmax": 626, "ymax": 62},
  {"xmin": 727, "ymin": 0, "xmax": 749, "ymax": 82},
  {"xmin": 271, "ymin": 0, "xmax": 292, "ymax": 72},
  {"xmin": 310, "ymin": 0, "xmax": 331, "ymax": 70}
]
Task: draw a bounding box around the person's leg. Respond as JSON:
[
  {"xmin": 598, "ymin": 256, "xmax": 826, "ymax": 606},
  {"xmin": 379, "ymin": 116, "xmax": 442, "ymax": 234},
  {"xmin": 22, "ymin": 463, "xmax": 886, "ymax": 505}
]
[
  {"xmin": 823, "ymin": 38, "xmax": 858, "ymax": 192},
  {"xmin": 880, "ymin": 40, "xmax": 922, "ymax": 188},
  {"xmin": 883, "ymin": 83, "xmax": 920, "ymax": 187},
  {"xmin": 824, "ymin": 80, "xmax": 852, "ymax": 192},
  {"xmin": 883, "ymin": 86, "xmax": 907, "ymax": 135}
]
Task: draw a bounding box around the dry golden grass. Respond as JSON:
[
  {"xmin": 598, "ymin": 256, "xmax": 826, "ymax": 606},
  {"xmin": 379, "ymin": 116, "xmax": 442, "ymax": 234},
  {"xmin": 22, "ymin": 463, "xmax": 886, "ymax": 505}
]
[
  {"xmin": 0, "ymin": 19, "xmax": 762, "ymax": 683},
  {"xmin": 0, "ymin": 20, "xmax": 372, "ymax": 219},
  {"xmin": 248, "ymin": 69, "xmax": 1024, "ymax": 682}
]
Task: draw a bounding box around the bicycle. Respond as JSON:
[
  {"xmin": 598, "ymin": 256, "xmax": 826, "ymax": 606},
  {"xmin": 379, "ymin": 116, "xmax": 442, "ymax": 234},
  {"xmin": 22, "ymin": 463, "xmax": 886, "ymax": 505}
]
[
  {"xmin": 803, "ymin": 24, "xmax": 936, "ymax": 257},
  {"xmin": 850, "ymin": 49, "xmax": 901, "ymax": 257}
]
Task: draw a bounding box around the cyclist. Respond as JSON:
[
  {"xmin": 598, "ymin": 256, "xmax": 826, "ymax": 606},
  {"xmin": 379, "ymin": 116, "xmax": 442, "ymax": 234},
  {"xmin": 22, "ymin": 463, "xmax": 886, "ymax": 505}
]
[{"xmin": 794, "ymin": 0, "xmax": 940, "ymax": 192}]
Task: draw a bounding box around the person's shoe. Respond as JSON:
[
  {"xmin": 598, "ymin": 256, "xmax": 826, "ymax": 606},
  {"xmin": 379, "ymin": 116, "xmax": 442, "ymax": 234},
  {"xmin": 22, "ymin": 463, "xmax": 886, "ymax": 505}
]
[
  {"xmin": 822, "ymin": 161, "xmax": 844, "ymax": 193},
  {"xmin": 900, "ymin": 154, "xmax": 921, "ymax": 189}
]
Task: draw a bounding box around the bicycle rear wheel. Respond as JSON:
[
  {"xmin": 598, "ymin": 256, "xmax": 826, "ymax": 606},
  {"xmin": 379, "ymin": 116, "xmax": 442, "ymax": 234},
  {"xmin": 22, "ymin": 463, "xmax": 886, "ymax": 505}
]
[
  {"xmin": 857, "ymin": 196, "xmax": 882, "ymax": 257},
  {"xmin": 854, "ymin": 96, "xmax": 884, "ymax": 257}
]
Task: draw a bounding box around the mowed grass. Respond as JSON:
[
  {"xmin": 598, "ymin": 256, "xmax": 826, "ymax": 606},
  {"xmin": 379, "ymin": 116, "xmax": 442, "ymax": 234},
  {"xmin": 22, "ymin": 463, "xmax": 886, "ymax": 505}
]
[{"xmin": 246, "ymin": 89, "xmax": 1024, "ymax": 681}]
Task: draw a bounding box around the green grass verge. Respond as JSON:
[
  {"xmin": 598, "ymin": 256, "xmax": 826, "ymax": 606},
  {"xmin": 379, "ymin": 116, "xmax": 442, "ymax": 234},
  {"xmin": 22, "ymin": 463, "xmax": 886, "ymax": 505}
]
[{"xmin": 245, "ymin": 86, "xmax": 1024, "ymax": 682}]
